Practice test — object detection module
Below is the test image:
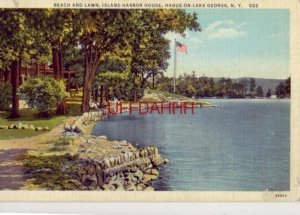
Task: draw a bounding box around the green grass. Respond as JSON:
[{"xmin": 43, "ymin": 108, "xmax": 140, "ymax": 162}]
[
  {"xmin": 0, "ymin": 94, "xmax": 82, "ymax": 140},
  {"xmin": 146, "ymin": 89, "xmax": 189, "ymax": 100}
]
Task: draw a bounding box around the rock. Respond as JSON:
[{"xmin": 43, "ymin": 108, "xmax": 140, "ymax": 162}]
[
  {"xmin": 112, "ymin": 145, "xmax": 122, "ymax": 149},
  {"xmin": 109, "ymin": 157, "xmax": 115, "ymax": 167},
  {"xmin": 102, "ymin": 184, "xmax": 116, "ymax": 191},
  {"xmin": 16, "ymin": 122, "xmax": 23, "ymax": 129},
  {"xmin": 44, "ymin": 126, "xmax": 50, "ymax": 130},
  {"xmin": 119, "ymin": 140, "xmax": 128, "ymax": 146},
  {"xmin": 8, "ymin": 124, "xmax": 16, "ymax": 129},
  {"xmin": 151, "ymin": 156, "xmax": 164, "ymax": 167},
  {"xmin": 71, "ymin": 124, "xmax": 76, "ymax": 132},
  {"xmin": 95, "ymin": 164, "xmax": 104, "ymax": 187},
  {"xmin": 64, "ymin": 123, "xmax": 71, "ymax": 132},
  {"xmin": 22, "ymin": 124, "xmax": 29, "ymax": 129},
  {"xmin": 144, "ymin": 186, "xmax": 155, "ymax": 191},
  {"xmin": 135, "ymin": 158, "xmax": 143, "ymax": 167},
  {"xmin": 29, "ymin": 124, "xmax": 35, "ymax": 130},
  {"xmin": 31, "ymin": 168, "xmax": 53, "ymax": 174},
  {"xmin": 82, "ymin": 175, "xmax": 97, "ymax": 187},
  {"xmin": 134, "ymin": 170, "xmax": 143, "ymax": 180},
  {"xmin": 136, "ymin": 183, "xmax": 146, "ymax": 191},
  {"xmin": 98, "ymin": 135, "xmax": 107, "ymax": 140},
  {"xmin": 87, "ymin": 139, "xmax": 97, "ymax": 144},
  {"xmin": 73, "ymin": 125, "xmax": 83, "ymax": 134},
  {"xmin": 143, "ymin": 174, "xmax": 158, "ymax": 182},
  {"xmin": 151, "ymin": 169, "xmax": 159, "ymax": 176},
  {"xmin": 125, "ymin": 183, "xmax": 137, "ymax": 191},
  {"xmin": 164, "ymin": 158, "xmax": 170, "ymax": 164},
  {"xmin": 0, "ymin": 125, "xmax": 8, "ymax": 129},
  {"xmin": 35, "ymin": 127, "xmax": 43, "ymax": 131},
  {"xmin": 109, "ymin": 180, "xmax": 123, "ymax": 189},
  {"xmin": 103, "ymin": 159, "xmax": 111, "ymax": 169}
]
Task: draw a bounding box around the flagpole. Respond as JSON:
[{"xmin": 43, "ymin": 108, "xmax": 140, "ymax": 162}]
[{"xmin": 174, "ymin": 39, "xmax": 177, "ymax": 94}]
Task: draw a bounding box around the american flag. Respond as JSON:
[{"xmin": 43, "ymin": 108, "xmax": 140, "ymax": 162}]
[{"xmin": 175, "ymin": 41, "xmax": 187, "ymax": 53}]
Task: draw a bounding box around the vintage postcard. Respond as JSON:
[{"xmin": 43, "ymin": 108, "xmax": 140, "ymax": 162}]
[{"xmin": 0, "ymin": 0, "xmax": 299, "ymax": 201}]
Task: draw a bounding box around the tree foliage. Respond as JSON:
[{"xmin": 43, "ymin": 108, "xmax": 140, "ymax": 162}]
[
  {"xmin": 20, "ymin": 76, "xmax": 68, "ymax": 116},
  {"xmin": 0, "ymin": 83, "xmax": 12, "ymax": 111}
]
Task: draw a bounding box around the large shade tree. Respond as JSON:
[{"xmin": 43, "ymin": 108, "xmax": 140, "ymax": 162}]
[
  {"xmin": 0, "ymin": 10, "xmax": 35, "ymax": 118},
  {"xmin": 78, "ymin": 9, "xmax": 200, "ymax": 112}
]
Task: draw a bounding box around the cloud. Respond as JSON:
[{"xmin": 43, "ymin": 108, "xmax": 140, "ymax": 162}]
[
  {"xmin": 209, "ymin": 28, "xmax": 246, "ymax": 40},
  {"xmin": 205, "ymin": 20, "xmax": 247, "ymax": 40},
  {"xmin": 268, "ymin": 32, "xmax": 286, "ymax": 39}
]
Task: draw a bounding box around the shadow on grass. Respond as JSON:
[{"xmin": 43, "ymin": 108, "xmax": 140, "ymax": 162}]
[{"xmin": 22, "ymin": 153, "xmax": 83, "ymax": 190}]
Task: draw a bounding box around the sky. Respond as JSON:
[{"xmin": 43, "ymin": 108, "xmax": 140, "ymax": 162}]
[{"xmin": 164, "ymin": 9, "xmax": 290, "ymax": 79}]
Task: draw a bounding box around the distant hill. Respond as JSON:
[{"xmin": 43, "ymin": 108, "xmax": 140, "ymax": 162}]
[{"xmin": 214, "ymin": 77, "xmax": 284, "ymax": 95}]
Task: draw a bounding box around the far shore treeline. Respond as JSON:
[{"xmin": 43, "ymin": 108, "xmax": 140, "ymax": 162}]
[{"xmin": 156, "ymin": 73, "xmax": 291, "ymax": 99}]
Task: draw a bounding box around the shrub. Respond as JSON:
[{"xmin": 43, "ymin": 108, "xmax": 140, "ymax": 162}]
[
  {"xmin": 0, "ymin": 82, "xmax": 12, "ymax": 111},
  {"xmin": 20, "ymin": 76, "xmax": 68, "ymax": 116}
]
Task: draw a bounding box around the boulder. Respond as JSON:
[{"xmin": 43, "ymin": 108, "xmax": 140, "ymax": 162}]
[
  {"xmin": 136, "ymin": 183, "xmax": 146, "ymax": 191},
  {"xmin": 144, "ymin": 186, "xmax": 155, "ymax": 191},
  {"xmin": 151, "ymin": 169, "xmax": 159, "ymax": 176},
  {"xmin": 97, "ymin": 135, "xmax": 107, "ymax": 140},
  {"xmin": 17, "ymin": 122, "xmax": 23, "ymax": 129},
  {"xmin": 82, "ymin": 175, "xmax": 97, "ymax": 187},
  {"xmin": 125, "ymin": 183, "xmax": 137, "ymax": 191},
  {"xmin": 102, "ymin": 184, "xmax": 116, "ymax": 191},
  {"xmin": 71, "ymin": 124, "xmax": 76, "ymax": 132},
  {"xmin": 22, "ymin": 124, "xmax": 29, "ymax": 129},
  {"xmin": 143, "ymin": 174, "xmax": 158, "ymax": 182},
  {"xmin": 95, "ymin": 164, "xmax": 104, "ymax": 187},
  {"xmin": 0, "ymin": 125, "xmax": 8, "ymax": 129},
  {"xmin": 8, "ymin": 124, "xmax": 16, "ymax": 129},
  {"xmin": 35, "ymin": 127, "xmax": 43, "ymax": 131},
  {"xmin": 44, "ymin": 126, "xmax": 50, "ymax": 130},
  {"xmin": 74, "ymin": 125, "xmax": 84, "ymax": 134},
  {"xmin": 29, "ymin": 124, "xmax": 35, "ymax": 130},
  {"xmin": 64, "ymin": 123, "xmax": 71, "ymax": 132}
]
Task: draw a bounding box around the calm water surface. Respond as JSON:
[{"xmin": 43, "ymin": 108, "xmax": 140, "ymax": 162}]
[{"xmin": 92, "ymin": 99, "xmax": 290, "ymax": 191}]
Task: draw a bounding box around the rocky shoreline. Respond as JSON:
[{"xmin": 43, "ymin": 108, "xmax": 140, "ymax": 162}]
[{"xmin": 55, "ymin": 109, "xmax": 168, "ymax": 191}]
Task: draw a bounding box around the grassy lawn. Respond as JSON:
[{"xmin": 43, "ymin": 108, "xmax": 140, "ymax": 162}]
[
  {"xmin": 0, "ymin": 93, "xmax": 82, "ymax": 140},
  {"xmin": 144, "ymin": 89, "xmax": 213, "ymax": 106},
  {"xmin": 146, "ymin": 89, "xmax": 189, "ymax": 100}
]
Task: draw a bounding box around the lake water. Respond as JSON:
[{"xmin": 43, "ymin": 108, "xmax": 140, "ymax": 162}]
[{"xmin": 92, "ymin": 99, "xmax": 290, "ymax": 191}]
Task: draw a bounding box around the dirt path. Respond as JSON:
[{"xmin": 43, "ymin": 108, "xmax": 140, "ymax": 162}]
[{"xmin": 0, "ymin": 116, "xmax": 77, "ymax": 190}]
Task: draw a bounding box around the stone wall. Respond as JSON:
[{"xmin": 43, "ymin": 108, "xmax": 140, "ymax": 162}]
[
  {"xmin": 77, "ymin": 146, "xmax": 168, "ymax": 191},
  {"xmin": 64, "ymin": 109, "xmax": 108, "ymax": 134}
]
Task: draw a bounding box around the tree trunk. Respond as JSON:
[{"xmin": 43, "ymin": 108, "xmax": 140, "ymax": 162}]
[
  {"xmin": 81, "ymin": 52, "xmax": 91, "ymax": 112},
  {"xmin": 4, "ymin": 70, "xmax": 10, "ymax": 83},
  {"xmin": 105, "ymin": 86, "xmax": 109, "ymax": 102},
  {"xmin": 58, "ymin": 42, "xmax": 64, "ymax": 78},
  {"xmin": 35, "ymin": 63, "xmax": 40, "ymax": 76},
  {"xmin": 44, "ymin": 64, "xmax": 46, "ymax": 75},
  {"xmin": 152, "ymin": 73, "xmax": 155, "ymax": 89},
  {"xmin": 52, "ymin": 43, "xmax": 60, "ymax": 79},
  {"xmin": 56, "ymin": 99, "xmax": 68, "ymax": 115},
  {"xmin": 0, "ymin": 71, "xmax": 3, "ymax": 83},
  {"xmin": 100, "ymin": 85, "xmax": 104, "ymax": 108},
  {"xmin": 81, "ymin": 43, "xmax": 101, "ymax": 112},
  {"xmin": 9, "ymin": 60, "xmax": 21, "ymax": 118}
]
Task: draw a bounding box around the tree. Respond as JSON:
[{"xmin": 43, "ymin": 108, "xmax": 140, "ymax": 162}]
[
  {"xmin": 0, "ymin": 10, "xmax": 34, "ymax": 118},
  {"xmin": 0, "ymin": 83, "xmax": 12, "ymax": 111},
  {"xmin": 256, "ymin": 85, "xmax": 263, "ymax": 97},
  {"xmin": 249, "ymin": 78, "xmax": 256, "ymax": 97},
  {"xmin": 275, "ymin": 82, "xmax": 286, "ymax": 98},
  {"xmin": 266, "ymin": 88, "xmax": 272, "ymax": 98},
  {"xmin": 78, "ymin": 9, "xmax": 200, "ymax": 112},
  {"xmin": 20, "ymin": 76, "xmax": 68, "ymax": 117}
]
